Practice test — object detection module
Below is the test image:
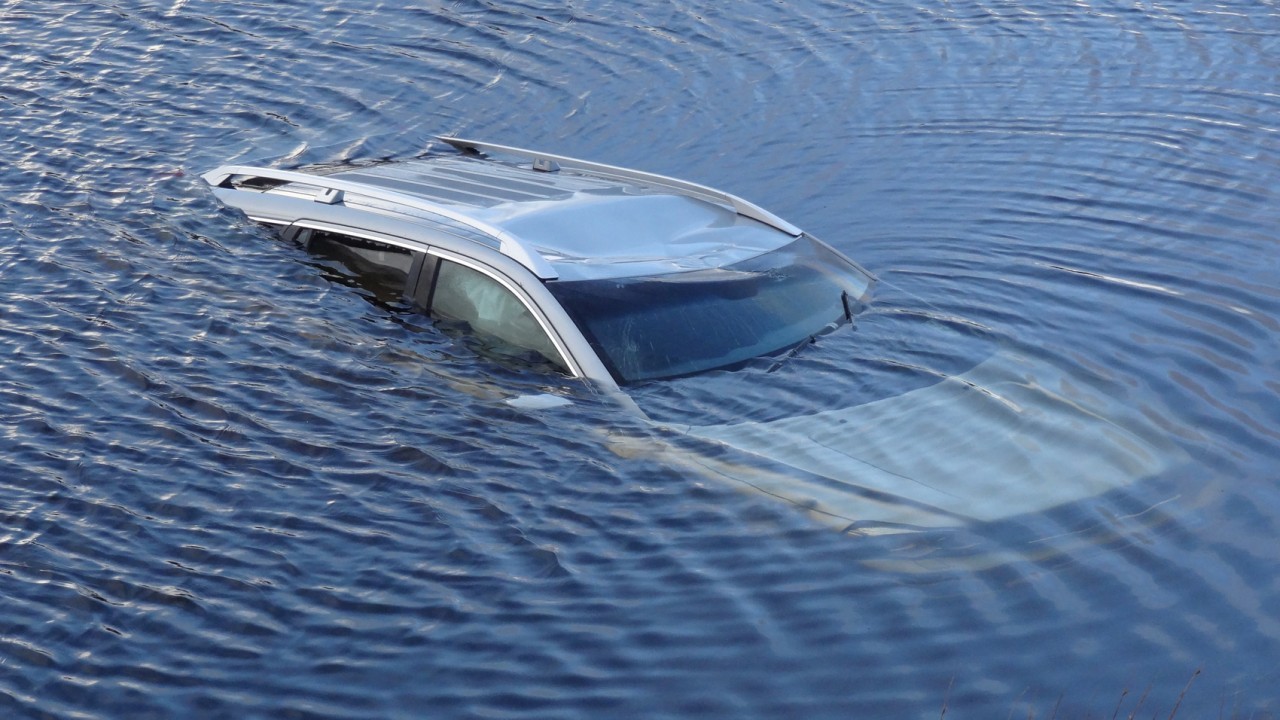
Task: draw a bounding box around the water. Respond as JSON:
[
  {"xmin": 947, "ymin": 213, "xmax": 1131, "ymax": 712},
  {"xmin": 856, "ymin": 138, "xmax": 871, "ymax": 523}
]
[{"xmin": 3, "ymin": 1, "xmax": 1280, "ymax": 717}]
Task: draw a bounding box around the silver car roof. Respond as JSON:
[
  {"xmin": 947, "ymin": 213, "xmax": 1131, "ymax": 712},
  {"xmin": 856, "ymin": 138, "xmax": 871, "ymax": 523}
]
[{"xmin": 203, "ymin": 137, "xmax": 804, "ymax": 282}]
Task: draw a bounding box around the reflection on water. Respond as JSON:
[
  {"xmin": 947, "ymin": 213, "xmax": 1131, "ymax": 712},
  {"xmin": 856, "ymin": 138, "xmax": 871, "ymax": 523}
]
[{"xmin": 2, "ymin": 0, "xmax": 1280, "ymax": 718}]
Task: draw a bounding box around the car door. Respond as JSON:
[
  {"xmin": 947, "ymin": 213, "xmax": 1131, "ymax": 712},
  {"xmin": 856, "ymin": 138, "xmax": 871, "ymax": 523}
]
[
  {"xmin": 283, "ymin": 222, "xmax": 599, "ymax": 385},
  {"xmin": 411, "ymin": 252, "xmax": 570, "ymax": 375}
]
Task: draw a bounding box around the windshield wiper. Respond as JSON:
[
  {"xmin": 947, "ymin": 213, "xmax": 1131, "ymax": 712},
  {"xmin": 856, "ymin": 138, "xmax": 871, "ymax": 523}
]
[{"xmin": 767, "ymin": 320, "xmax": 841, "ymax": 373}]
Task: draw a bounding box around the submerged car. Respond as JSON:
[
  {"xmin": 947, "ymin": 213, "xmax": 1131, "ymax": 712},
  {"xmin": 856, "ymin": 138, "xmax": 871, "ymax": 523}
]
[
  {"xmin": 204, "ymin": 138, "xmax": 1178, "ymax": 532},
  {"xmin": 204, "ymin": 137, "xmax": 873, "ymax": 391}
]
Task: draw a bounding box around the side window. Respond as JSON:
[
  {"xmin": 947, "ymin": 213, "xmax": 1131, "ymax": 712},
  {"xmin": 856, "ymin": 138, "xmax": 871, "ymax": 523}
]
[
  {"xmin": 428, "ymin": 259, "xmax": 568, "ymax": 374},
  {"xmin": 306, "ymin": 229, "xmax": 416, "ymax": 301}
]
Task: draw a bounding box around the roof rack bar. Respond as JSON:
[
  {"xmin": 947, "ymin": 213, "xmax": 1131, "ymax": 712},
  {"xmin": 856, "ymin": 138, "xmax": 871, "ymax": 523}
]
[
  {"xmin": 201, "ymin": 165, "xmax": 559, "ymax": 279},
  {"xmin": 438, "ymin": 137, "xmax": 803, "ymax": 237}
]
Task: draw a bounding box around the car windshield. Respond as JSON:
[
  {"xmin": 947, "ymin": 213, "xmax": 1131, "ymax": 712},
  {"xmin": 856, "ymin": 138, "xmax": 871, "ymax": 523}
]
[{"xmin": 547, "ymin": 236, "xmax": 873, "ymax": 384}]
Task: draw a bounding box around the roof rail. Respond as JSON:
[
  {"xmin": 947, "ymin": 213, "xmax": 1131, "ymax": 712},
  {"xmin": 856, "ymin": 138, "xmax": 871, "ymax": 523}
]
[
  {"xmin": 201, "ymin": 165, "xmax": 560, "ymax": 279},
  {"xmin": 438, "ymin": 137, "xmax": 803, "ymax": 237}
]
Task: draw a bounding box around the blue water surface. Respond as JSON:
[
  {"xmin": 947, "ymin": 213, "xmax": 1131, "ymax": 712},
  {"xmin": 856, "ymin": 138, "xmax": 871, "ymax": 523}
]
[{"xmin": 2, "ymin": 1, "xmax": 1280, "ymax": 718}]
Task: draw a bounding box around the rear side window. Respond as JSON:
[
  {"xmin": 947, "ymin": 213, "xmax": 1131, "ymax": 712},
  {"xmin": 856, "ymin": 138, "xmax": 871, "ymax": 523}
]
[
  {"xmin": 307, "ymin": 229, "xmax": 415, "ymax": 300},
  {"xmin": 428, "ymin": 259, "xmax": 568, "ymax": 374}
]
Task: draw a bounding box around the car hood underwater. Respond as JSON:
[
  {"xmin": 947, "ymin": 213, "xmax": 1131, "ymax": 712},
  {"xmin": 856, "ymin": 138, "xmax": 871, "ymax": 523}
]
[
  {"xmin": 672, "ymin": 348, "xmax": 1177, "ymax": 531},
  {"xmin": 568, "ymin": 297, "xmax": 1184, "ymax": 534}
]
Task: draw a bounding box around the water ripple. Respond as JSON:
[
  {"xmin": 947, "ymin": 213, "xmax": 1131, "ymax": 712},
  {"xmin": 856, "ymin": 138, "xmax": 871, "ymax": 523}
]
[{"xmin": 2, "ymin": 0, "xmax": 1280, "ymax": 718}]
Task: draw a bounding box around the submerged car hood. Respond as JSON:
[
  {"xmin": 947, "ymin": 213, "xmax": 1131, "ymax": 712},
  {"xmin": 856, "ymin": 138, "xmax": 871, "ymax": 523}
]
[{"xmin": 671, "ymin": 349, "xmax": 1180, "ymax": 530}]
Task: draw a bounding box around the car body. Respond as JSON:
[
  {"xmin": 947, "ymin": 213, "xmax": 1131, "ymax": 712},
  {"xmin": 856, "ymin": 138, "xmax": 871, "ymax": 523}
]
[
  {"xmin": 204, "ymin": 138, "xmax": 1179, "ymax": 533},
  {"xmin": 203, "ymin": 137, "xmax": 874, "ymax": 398}
]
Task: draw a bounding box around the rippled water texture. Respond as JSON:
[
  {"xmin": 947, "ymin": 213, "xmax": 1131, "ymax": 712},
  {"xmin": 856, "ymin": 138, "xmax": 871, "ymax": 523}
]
[{"xmin": 3, "ymin": 1, "xmax": 1280, "ymax": 718}]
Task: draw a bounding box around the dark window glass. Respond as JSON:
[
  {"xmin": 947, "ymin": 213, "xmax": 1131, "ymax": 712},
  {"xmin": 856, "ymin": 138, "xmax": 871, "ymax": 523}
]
[{"xmin": 307, "ymin": 229, "xmax": 415, "ymax": 301}]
